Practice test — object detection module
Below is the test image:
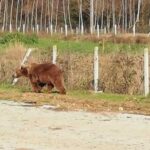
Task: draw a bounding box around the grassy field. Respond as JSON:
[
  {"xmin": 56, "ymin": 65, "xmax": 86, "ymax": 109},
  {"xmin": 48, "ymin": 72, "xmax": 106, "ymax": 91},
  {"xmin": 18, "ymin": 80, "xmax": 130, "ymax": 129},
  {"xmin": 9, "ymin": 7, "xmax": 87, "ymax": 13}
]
[
  {"xmin": 33, "ymin": 38, "xmax": 148, "ymax": 54},
  {"xmin": 0, "ymin": 32, "xmax": 149, "ymax": 54}
]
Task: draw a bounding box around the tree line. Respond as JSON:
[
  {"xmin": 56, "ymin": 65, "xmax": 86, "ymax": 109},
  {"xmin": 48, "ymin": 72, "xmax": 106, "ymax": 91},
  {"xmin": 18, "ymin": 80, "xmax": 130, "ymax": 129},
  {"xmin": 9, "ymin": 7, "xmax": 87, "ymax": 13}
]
[{"xmin": 0, "ymin": 0, "xmax": 149, "ymax": 34}]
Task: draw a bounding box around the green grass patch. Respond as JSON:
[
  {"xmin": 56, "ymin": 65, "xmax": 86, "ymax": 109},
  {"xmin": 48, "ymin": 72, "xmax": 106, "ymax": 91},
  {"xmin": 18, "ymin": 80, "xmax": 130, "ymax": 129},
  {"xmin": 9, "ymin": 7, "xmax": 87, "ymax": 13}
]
[
  {"xmin": 33, "ymin": 38, "xmax": 97, "ymax": 54},
  {"xmin": 68, "ymin": 90, "xmax": 147, "ymax": 103},
  {"xmin": 33, "ymin": 38, "xmax": 148, "ymax": 54},
  {"xmin": 0, "ymin": 83, "xmax": 16, "ymax": 91},
  {"xmin": 0, "ymin": 32, "xmax": 38, "ymax": 45},
  {"xmin": 100, "ymin": 41, "xmax": 147, "ymax": 54},
  {"xmin": 0, "ymin": 83, "xmax": 30, "ymax": 93}
]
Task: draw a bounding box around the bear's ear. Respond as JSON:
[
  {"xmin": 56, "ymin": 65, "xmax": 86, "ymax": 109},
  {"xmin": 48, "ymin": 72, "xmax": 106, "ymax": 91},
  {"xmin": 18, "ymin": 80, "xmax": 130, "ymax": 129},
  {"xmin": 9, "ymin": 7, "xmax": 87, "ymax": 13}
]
[
  {"xmin": 20, "ymin": 66, "xmax": 24, "ymax": 70},
  {"xmin": 20, "ymin": 66, "xmax": 28, "ymax": 76}
]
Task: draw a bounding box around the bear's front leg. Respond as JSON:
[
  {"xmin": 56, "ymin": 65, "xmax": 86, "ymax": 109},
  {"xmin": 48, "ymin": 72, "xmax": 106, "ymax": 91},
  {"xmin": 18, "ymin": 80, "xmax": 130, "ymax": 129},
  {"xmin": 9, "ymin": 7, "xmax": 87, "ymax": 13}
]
[
  {"xmin": 31, "ymin": 82, "xmax": 42, "ymax": 93},
  {"xmin": 47, "ymin": 82, "xmax": 54, "ymax": 93},
  {"xmin": 29, "ymin": 74, "xmax": 42, "ymax": 93}
]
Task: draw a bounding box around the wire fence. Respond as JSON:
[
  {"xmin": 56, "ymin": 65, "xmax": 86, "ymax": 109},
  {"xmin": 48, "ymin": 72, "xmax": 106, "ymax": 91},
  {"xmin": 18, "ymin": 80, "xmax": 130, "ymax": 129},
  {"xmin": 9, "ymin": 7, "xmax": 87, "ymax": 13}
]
[{"xmin": 0, "ymin": 44, "xmax": 148, "ymax": 95}]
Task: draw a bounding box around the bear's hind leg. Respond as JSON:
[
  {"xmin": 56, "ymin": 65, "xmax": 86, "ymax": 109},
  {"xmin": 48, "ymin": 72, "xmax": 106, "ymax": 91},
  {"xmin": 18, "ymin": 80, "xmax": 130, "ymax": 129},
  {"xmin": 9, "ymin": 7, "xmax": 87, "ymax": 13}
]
[
  {"xmin": 47, "ymin": 83, "xmax": 54, "ymax": 93},
  {"xmin": 54, "ymin": 79, "xmax": 66, "ymax": 95}
]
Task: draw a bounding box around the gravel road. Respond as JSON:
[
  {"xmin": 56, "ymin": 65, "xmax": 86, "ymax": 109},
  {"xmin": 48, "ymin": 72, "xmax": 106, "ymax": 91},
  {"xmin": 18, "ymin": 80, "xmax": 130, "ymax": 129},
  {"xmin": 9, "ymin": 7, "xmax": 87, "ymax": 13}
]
[{"xmin": 0, "ymin": 100, "xmax": 150, "ymax": 150}]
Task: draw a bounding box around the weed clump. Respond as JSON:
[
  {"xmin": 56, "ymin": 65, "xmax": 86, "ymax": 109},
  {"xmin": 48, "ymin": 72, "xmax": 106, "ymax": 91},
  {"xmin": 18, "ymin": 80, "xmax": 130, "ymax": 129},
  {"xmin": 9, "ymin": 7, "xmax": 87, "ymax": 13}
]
[{"xmin": 0, "ymin": 32, "xmax": 38, "ymax": 45}]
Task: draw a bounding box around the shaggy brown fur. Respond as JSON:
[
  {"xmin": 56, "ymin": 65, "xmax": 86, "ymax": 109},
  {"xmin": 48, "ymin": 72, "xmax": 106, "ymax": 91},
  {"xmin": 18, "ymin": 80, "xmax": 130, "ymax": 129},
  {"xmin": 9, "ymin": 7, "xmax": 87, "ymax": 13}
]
[{"xmin": 13, "ymin": 63, "xmax": 66, "ymax": 94}]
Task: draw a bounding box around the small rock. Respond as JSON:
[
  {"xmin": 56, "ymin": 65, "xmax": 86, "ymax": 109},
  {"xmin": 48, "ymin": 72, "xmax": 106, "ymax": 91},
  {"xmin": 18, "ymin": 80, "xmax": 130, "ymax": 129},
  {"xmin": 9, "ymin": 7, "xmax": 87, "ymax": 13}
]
[{"xmin": 41, "ymin": 105, "xmax": 59, "ymax": 110}]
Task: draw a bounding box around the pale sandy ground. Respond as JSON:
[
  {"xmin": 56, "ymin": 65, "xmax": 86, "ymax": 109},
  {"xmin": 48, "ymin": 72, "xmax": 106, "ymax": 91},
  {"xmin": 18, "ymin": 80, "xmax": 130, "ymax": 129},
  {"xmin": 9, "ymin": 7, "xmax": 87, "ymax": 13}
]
[{"xmin": 0, "ymin": 100, "xmax": 150, "ymax": 150}]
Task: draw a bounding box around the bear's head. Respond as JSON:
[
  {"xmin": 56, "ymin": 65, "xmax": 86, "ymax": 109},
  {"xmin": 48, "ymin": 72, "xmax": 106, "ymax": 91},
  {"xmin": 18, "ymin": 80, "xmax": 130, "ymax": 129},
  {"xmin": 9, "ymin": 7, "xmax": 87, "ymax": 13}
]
[{"xmin": 13, "ymin": 66, "xmax": 29, "ymax": 78}]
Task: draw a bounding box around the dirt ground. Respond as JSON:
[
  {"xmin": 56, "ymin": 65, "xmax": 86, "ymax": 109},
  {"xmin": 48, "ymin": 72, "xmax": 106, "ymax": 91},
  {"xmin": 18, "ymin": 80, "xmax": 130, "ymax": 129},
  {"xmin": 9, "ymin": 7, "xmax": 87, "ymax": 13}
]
[
  {"xmin": 0, "ymin": 91, "xmax": 150, "ymax": 115},
  {"xmin": 0, "ymin": 100, "xmax": 150, "ymax": 150}
]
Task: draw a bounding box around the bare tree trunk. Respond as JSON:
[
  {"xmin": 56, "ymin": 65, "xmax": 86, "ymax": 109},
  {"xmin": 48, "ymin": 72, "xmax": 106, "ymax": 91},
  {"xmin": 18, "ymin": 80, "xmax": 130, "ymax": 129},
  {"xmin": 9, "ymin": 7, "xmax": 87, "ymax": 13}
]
[
  {"xmin": 129, "ymin": 0, "xmax": 132, "ymax": 27},
  {"xmin": 63, "ymin": 0, "xmax": 68, "ymax": 36},
  {"xmin": 118, "ymin": 4, "xmax": 122, "ymax": 27},
  {"xmin": 3, "ymin": 0, "xmax": 8, "ymax": 31},
  {"xmin": 47, "ymin": 0, "xmax": 50, "ymax": 30},
  {"xmin": 136, "ymin": 0, "xmax": 141, "ymax": 22},
  {"xmin": 9, "ymin": 0, "xmax": 14, "ymax": 32},
  {"xmin": 79, "ymin": 0, "xmax": 84, "ymax": 34},
  {"xmin": 31, "ymin": 0, "xmax": 35, "ymax": 30},
  {"xmin": 0, "ymin": 0, "xmax": 3, "ymax": 25},
  {"xmin": 122, "ymin": 0, "xmax": 125, "ymax": 31},
  {"xmin": 44, "ymin": 0, "xmax": 48, "ymax": 31},
  {"xmin": 16, "ymin": 0, "xmax": 19, "ymax": 30},
  {"xmin": 112, "ymin": 0, "xmax": 116, "ymax": 28},
  {"xmin": 26, "ymin": 0, "xmax": 29, "ymax": 32},
  {"xmin": 2, "ymin": 0, "xmax": 6, "ymax": 31},
  {"xmin": 94, "ymin": 0, "xmax": 98, "ymax": 27},
  {"xmin": 40, "ymin": 0, "xmax": 44, "ymax": 31},
  {"xmin": 78, "ymin": 0, "xmax": 80, "ymax": 30},
  {"xmin": 35, "ymin": 0, "xmax": 38, "ymax": 26},
  {"xmin": 106, "ymin": 0, "xmax": 111, "ymax": 32},
  {"xmin": 125, "ymin": 0, "xmax": 127, "ymax": 32},
  {"xmin": 5, "ymin": 0, "xmax": 8, "ymax": 30},
  {"xmin": 67, "ymin": 0, "xmax": 72, "ymax": 33},
  {"xmin": 133, "ymin": 0, "xmax": 136, "ymax": 25},
  {"xmin": 51, "ymin": 0, "xmax": 54, "ymax": 24},
  {"xmin": 19, "ymin": 0, "xmax": 23, "ymax": 29},
  {"xmin": 50, "ymin": 0, "xmax": 54, "ymax": 34},
  {"xmin": 63, "ymin": 0, "xmax": 67, "ymax": 25},
  {"xmin": 97, "ymin": 0, "xmax": 101, "ymax": 29},
  {"xmin": 90, "ymin": 0, "xmax": 94, "ymax": 34},
  {"xmin": 101, "ymin": 0, "xmax": 104, "ymax": 29},
  {"xmin": 55, "ymin": 0, "xmax": 59, "ymax": 32}
]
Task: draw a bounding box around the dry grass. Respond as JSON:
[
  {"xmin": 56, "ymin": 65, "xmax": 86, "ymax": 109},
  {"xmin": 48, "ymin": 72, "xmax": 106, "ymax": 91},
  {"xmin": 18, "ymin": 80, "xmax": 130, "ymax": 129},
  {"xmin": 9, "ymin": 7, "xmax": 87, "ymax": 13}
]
[
  {"xmin": 0, "ymin": 43, "xmax": 26, "ymax": 83},
  {"xmin": 0, "ymin": 44, "xmax": 144, "ymax": 94},
  {"xmin": 100, "ymin": 53, "xmax": 143, "ymax": 94},
  {"xmin": 59, "ymin": 33, "xmax": 150, "ymax": 44}
]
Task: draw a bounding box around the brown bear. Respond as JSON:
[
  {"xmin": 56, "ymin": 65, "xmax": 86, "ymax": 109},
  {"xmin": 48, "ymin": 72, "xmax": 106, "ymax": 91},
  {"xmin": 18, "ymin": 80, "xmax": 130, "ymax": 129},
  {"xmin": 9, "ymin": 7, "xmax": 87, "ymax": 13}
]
[{"xmin": 13, "ymin": 63, "xmax": 66, "ymax": 94}]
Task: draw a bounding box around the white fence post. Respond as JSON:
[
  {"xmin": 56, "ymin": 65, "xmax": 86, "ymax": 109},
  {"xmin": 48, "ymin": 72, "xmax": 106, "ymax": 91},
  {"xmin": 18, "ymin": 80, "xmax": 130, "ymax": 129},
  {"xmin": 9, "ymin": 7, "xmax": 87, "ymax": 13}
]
[
  {"xmin": 12, "ymin": 48, "xmax": 33, "ymax": 85},
  {"xmin": 23, "ymin": 24, "xmax": 25, "ymax": 34},
  {"xmin": 60, "ymin": 27, "xmax": 63, "ymax": 34},
  {"xmin": 2, "ymin": 26, "xmax": 4, "ymax": 32},
  {"xmin": 144, "ymin": 48, "xmax": 149, "ymax": 97},
  {"xmin": 36, "ymin": 24, "xmax": 39, "ymax": 34},
  {"xmin": 50, "ymin": 24, "xmax": 53, "ymax": 35},
  {"xmin": 9, "ymin": 24, "xmax": 12, "ymax": 33},
  {"xmin": 76, "ymin": 27, "xmax": 79, "ymax": 35},
  {"xmin": 104, "ymin": 27, "xmax": 107, "ymax": 34},
  {"xmin": 52, "ymin": 45, "xmax": 57, "ymax": 64},
  {"xmin": 94, "ymin": 46, "xmax": 99, "ymax": 92},
  {"xmin": 81, "ymin": 24, "xmax": 84, "ymax": 35},
  {"xmin": 133, "ymin": 24, "xmax": 136, "ymax": 36},
  {"xmin": 114, "ymin": 24, "xmax": 117, "ymax": 35},
  {"xmin": 32, "ymin": 27, "xmax": 35, "ymax": 33},
  {"xmin": 17, "ymin": 27, "xmax": 20, "ymax": 32},
  {"xmin": 21, "ymin": 48, "xmax": 33, "ymax": 66},
  {"xmin": 65, "ymin": 24, "xmax": 68, "ymax": 36},
  {"xmin": 97, "ymin": 24, "xmax": 100, "ymax": 38},
  {"xmin": 46, "ymin": 27, "xmax": 49, "ymax": 34}
]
